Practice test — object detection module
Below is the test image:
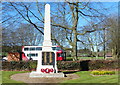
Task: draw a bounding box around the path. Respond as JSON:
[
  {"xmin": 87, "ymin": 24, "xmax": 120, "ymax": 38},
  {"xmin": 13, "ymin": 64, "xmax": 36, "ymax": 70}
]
[{"xmin": 11, "ymin": 72, "xmax": 79, "ymax": 84}]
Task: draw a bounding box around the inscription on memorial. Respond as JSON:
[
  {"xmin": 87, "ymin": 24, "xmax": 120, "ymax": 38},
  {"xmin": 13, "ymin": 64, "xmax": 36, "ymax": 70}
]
[{"xmin": 42, "ymin": 52, "xmax": 55, "ymax": 65}]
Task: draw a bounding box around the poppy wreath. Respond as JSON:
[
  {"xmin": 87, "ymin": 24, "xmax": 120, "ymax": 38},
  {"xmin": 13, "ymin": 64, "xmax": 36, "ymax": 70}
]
[
  {"xmin": 41, "ymin": 68, "xmax": 54, "ymax": 73},
  {"xmin": 50, "ymin": 68, "xmax": 54, "ymax": 72},
  {"xmin": 41, "ymin": 68, "xmax": 45, "ymax": 72}
]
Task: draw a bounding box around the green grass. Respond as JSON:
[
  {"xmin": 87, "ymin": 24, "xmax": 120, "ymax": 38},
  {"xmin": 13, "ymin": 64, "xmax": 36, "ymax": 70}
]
[
  {"xmin": 62, "ymin": 71, "xmax": 118, "ymax": 83},
  {"xmin": 1, "ymin": 71, "xmax": 119, "ymax": 84},
  {"xmin": 66, "ymin": 57, "xmax": 104, "ymax": 61},
  {"xmin": 2, "ymin": 71, "xmax": 28, "ymax": 85},
  {"xmin": 79, "ymin": 57, "xmax": 104, "ymax": 60},
  {"xmin": 0, "ymin": 71, "xmax": 2, "ymax": 85}
]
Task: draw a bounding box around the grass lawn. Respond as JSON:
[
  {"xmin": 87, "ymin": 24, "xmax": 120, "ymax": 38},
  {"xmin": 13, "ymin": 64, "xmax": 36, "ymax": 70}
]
[
  {"xmin": 66, "ymin": 57, "xmax": 104, "ymax": 61},
  {"xmin": 2, "ymin": 71, "xmax": 28, "ymax": 85},
  {"xmin": 62, "ymin": 71, "xmax": 118, "ymax": 84},
  {"xmin": 0, "ymin": 71, "xmax": 2, "ymax": 84},
  {"xmin": 1, "ymin": 71, "xmax": 119, "ymax": 84},
  {"xmin": 79, "ymin": 57, "xmax": 104, "ymax": 60}
]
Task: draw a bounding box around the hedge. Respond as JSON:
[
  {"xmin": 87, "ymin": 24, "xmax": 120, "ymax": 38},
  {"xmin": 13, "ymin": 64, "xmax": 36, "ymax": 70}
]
[
  {"xmin": 2, "ymin": 60, "xmax": 118, "ymax": 71},
  {"xmin": 88, "ymin": 60, "xmax": 118, "ymax": 70},
  {"xmin": 2, "ymin": 61, "xmax": 37, "ymax": 71},
  {"xmin": 57, "ymin": 61, "xmax": 80, "ymax": 70}
]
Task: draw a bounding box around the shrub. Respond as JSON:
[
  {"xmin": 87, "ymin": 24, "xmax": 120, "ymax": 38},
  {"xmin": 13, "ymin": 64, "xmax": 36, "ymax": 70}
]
[
  {"xmin": 91, "ymin": 71, "xmax": 116, "ymax": 75},
  {"xmin": 29, "ymin": 61, "xmax": 37, "ymax": 70},
  {"xmin": 57, "ymin": 61, "xmax": 80, "ymax": 70},
  {"xmin": 88, "ymin": 60, "xmax": 118, "ymax": 70},
  {"xmin": 2, "ymin": 61, "xmax": 37, "ymax": 71},
  {"xmin": 58, "ymin": 60, "xmax": 118, "ymax": 71}
]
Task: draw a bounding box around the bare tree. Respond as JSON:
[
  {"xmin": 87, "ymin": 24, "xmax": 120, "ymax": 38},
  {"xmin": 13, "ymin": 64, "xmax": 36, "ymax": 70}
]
[
  {"xmin": 50, "ymin": 2, "xmax": 107, "ymax": 60},
  {"xmin": 2, "ymin": 2, "xmax": 113, "ymax": 60},
  {"xmin": 17, "ymin": 23, "xmax": 43, "ymax": 46},
  {"xmin": 2, "ymin": 23, "xmax": 42, "ymax": 48},
  {"xmin": 105, "ymin": 16, "xmax": 119, "ymax": 59}
]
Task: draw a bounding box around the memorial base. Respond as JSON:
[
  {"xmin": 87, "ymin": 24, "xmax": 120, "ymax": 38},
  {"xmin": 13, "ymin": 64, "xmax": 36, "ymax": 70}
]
[{"xmin": 30, "ymin": 71, "xmax": 64, "ymax": 78}]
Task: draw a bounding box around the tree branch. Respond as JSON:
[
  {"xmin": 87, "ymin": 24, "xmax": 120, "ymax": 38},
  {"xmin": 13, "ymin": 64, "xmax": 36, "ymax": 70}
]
[
  {"xmin": 77, "ymin": 29, "xmax": 96, "ymax": 35},
  {"xmin": 64, "ymin": 29, "xmax": 74, "ymax": 46},
  {"xmin": 22, "ymin": 3, "xmax": 44, "ymax": 23},
  {"xmin": 36, "ymin": 1, "xmax": 44, "ymax": 20},
  {"xmin": 10, "ymin": 2, "xmax": 29, "ymax": 22},
  {"xmin": 52, "ymin": 24, "xmax": 73, "ymax": 30},
  {"xmin": 78, "ymin": 10, "xmax": 100, "ymax": 17},
  {"xmin": 10, "ymin": 2, "xmax": 44, "ymax": 35},
  {"xmin": 77, "ymin": 38, "xmax": 86, "ymax": 44}
]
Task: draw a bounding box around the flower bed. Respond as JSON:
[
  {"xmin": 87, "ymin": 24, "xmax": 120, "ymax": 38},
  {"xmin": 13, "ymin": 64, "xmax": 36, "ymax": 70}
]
[{"xmin": 91, "ymin": 70, "xmax": 116, "ymax": 75}]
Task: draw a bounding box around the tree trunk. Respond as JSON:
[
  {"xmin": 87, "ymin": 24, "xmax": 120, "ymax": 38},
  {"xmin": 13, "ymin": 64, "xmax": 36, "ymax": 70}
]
[
  {"xmin": 72, "ymin": 3, "xmax": 79, "ymax": 61},
  {"xmin": 112, "ymin": 46, "xmax": 119, "ymax": 59},
  {"xmin": 72, "ymin": 30, "xmax": 78, "ymax": 61},
  {"xmin": 96, "ymin": 46, "xmax": 99, "ymax": 59}
]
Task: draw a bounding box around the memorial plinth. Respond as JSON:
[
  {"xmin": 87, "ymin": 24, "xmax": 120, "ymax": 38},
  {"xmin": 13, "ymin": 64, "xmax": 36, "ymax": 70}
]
[
  {"xmin": 30, "ymin": 72, "xmax": 64, "ymax": 78},
  {"xmin": 30, "ymin": 4, "xmax": 64, "ymax": 78}
]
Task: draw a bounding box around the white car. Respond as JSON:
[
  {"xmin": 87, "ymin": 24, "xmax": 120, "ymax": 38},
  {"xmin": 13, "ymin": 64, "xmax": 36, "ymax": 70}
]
[{"xmin": 3, "ymin": 57, "xmax": 7, "ymax": 60}]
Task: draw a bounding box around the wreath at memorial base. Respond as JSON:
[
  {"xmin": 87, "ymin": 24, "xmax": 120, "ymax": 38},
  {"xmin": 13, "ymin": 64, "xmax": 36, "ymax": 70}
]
[{"xmin": 41, "ymin": 68, "xmax": 54, "ymax": 73}]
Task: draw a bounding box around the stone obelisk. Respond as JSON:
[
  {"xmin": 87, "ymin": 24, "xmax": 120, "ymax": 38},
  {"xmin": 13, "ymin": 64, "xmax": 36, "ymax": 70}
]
[
  {"xmin": 29, "ymin": 4, "xmax": 64, "ymax": 77},
  {"xmin": 42, "ymin": 4, "xmax": 52, "ymax": 51}
]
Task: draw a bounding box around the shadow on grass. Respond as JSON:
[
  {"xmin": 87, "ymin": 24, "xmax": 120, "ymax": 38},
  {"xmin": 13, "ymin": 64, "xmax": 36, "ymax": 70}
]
[
  {"xmin": 62, "ymin": 71, "xmax": 78, "ymax": 74},
  {"xmin": 58, "ymin": 71, "xmax": 78, "ymax": 77}
]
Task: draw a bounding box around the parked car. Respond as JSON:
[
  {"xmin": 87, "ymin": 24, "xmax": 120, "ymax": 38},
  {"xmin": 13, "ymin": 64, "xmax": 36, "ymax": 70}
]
[
  {"xmin": 0, "ymin": 58, "xmax": 7, "ymax": 61},
  {"xmin": 3, "ymin": 57, "xmax": 7, "ymax": 60}
]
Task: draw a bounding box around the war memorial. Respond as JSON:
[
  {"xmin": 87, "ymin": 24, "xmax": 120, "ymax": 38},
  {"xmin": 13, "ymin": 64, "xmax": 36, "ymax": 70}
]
[{"xmin": 30, "ymin": 4, "xmax": 64, "ymax": 78}]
